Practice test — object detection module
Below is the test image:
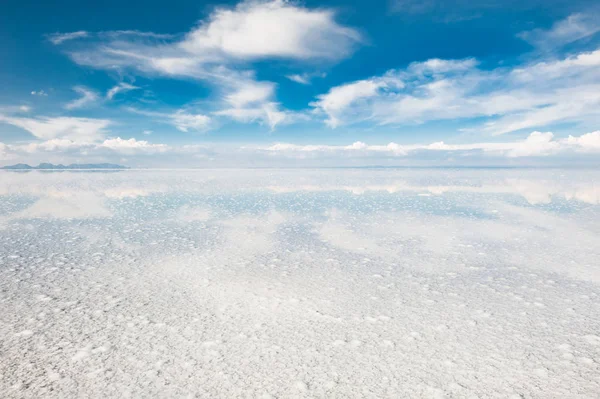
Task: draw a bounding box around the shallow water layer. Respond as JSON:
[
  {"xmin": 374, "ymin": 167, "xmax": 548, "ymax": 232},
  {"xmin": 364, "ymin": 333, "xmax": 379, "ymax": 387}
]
[{"xmin": 1, "ymin": 169, "xmax": 599, "ymax": 398}]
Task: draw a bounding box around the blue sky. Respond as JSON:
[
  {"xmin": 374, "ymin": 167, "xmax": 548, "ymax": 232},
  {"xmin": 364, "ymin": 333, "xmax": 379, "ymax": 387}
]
[{"xmin": 1, "ymin": 0, "xmax": 600, "ymax": 166}]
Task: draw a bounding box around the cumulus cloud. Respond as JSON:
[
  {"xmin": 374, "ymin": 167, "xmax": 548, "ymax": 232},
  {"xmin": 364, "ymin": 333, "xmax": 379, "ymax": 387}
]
[
  {"xmin": 502, "ymin": 131, "xmax": 560, "ymax": 157},
  {"xmin": 566, "ymin": 131, "xmax": 600, "ymax": 152},
  {"xmin": 51, "ymin": 0, "xmax": 360, "ymax": 129},
  {"xmin": 178, "ymin": 0, "xmax": 360, "ymax": 60},
  {"xmin": 65, "ymin": 86, "xmax": 99, "ymax": 110},
  {"xmin": 311, "ymin": 49, "xmax": 600, "ymax": 134}
]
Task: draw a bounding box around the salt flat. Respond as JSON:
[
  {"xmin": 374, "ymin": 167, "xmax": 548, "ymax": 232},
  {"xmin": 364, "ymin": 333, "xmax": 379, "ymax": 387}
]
[{"xmin": 1, "ymin": 169, "xmax": 599, "ymax": 398}]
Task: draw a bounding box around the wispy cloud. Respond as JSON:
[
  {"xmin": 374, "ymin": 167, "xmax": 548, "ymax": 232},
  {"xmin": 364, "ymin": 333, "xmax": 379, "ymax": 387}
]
[
  {"xmin": 0, "ymin": 105, "xmax": 32, "ymax": 113},
  {"xmin": 125, "ymin": 107, "xmax": 212, "ymax": 132},
  {"xmin": 389, "ymin": 0, "xmax": 551, "ymax": 21},
  {"xmin": 171, "ymin": 111, "xmax": 212, "ymax": 132},
  {"xmin": 311, "ymin": 49, "xmax": 600, "ymax": 134},
  {"xmin": 0, "ymin": 115, "xmax": 110, "ymax": 141},
  {"xmin": 214, "ymin": 103, "xmax": 293, "ymax": 131},
  {"xmin": 106, "ymin": 82, "xmax": 140, "ymax": 100},
  {"xmin": 286, "ymin": 72, "xmax": 327, "ymax": 85},
  {"xmin": 98, "ymin": 30, "xmax": 176, "ymax": 40},
  {"xmin": 65, "ymin": 86, "xmax": 99, "ymax": 110},
  {"xmin": 518, "ymin": 12, "xmax": 600, "ymax": 50},
  {"xmin": 311, "ymin": 77, "xmax": 396, "ymax": 128},
  {"xmin": 47, "ymin": 31, "xmax": 89, "ymax": 45}
]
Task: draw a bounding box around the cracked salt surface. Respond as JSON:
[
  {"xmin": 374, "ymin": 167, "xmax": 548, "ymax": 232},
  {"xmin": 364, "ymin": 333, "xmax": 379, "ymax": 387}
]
[{"xmin": 1, "ymin": 169, "xmax": 599, "ymax": 398}]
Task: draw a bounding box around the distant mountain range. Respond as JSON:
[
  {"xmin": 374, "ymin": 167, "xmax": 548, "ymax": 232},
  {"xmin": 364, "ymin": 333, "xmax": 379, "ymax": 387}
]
[{"xmin": 1, "ymin": 163, "xmax": 128, "ymax": 170}]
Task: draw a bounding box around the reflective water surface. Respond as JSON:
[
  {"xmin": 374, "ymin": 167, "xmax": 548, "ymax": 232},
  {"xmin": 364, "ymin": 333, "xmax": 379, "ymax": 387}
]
[{"xmin": 1, "ymin": 169, "xmax": 599, "ymax": 397}]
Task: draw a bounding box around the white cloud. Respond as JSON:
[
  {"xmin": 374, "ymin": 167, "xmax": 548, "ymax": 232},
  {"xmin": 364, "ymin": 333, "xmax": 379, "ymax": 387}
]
[
  {"xmin": 51, "ymin": 0, "xmax": 360, "ymax": 129},
  {"xmin": 47, "ymin": 31, "xmax": 89, "ymax": 45},
  {"xmin": 311, "ymin": 49, "xmax": 600, "ymax": 134},
  {"xmin": 179, "ymin": 0, "xmax": 360, "ymax": 60},
  {"xmin": 518, "ymin": 13, "xmax": 600, "ymax": 50},
  {"xmin": 214, "ymin": 80, "xmax": 294, "ymax": 129},
  {"xmin": 0, "ymin": 137, "xmax": 169, "ymax": 160},
  {"xmin": 125, "ymin": 107, "xmax": 212, "ymax": 132},
  {"xmin": 0, "ymin": 105, "xmax": 32, "ymax": 113},
  {"xmin": 224, "ymin": 81, "xmax": 275, "ymax": 108},
  {"xmin": 128, "ymin": 97, "xmax": 293, "ymax": 131},
  {"xmin": 98, "ymin": 30, "xmax": 175, "ymax": 40},
  {"xmin": 215, "ymin": 102, "xmax": 290, "ymax": 130},
  {"xmin": 100, "ymin": 137, "xmax": 169, "ymax": 153},
  {"xmin": 259, "ymin": 131, "xmax": 600, "ymax": 158},
  {"xmin": 31, "ymin": 90, "xmax": 48, "ymax": 97},
  {"xmin": 407, "ymin": 57, "xmax": 478, "ymax": 74},
  {"xmin": 171, "ymin": 111, "xmax": 212, "ymax": 132},
  {"xmin": 566, "ymin": 131, "xmax": 600, "ymax": 152},
  {"xmin": 22, "ymin": 138, "xmax": 91, "ymax": 153},
  {"xmin": 286, "ymin": 72, "xmax": 328, "ymax": 85},
  {"xmin": 106, "ymin": 82, "xmax": 140, "ymax": 100},
  {"xmin": 65, "ymin": 86, "xmax": 99, "ymax": 110},
  {"xmin": 510, "ymin": 49, "xmax": 600, "ymax": 82},
  {"xmin": 0, "ymin": 115, "xmax": 110, "ymax": 141},
  {"xmin": 264, "ymin": 141, "xmax": 408, "ymax": 155},
  {"xmin": 2, "ymin": 130, "xmax": 599, "ymax": 167},
  {"xmin": 286, "ymin": 74, "xmax": 310, "ymax": 84},
  {"xmin": 503, "ymin": 131, "xmax": 560, "ymax": 157},
  {"xmin": 0, "ymin": 142, "xmax": 10, "ymax": 161},
  {"xmin": 311, "ymin": 79, "xmax": 391, "ymax": 128}
]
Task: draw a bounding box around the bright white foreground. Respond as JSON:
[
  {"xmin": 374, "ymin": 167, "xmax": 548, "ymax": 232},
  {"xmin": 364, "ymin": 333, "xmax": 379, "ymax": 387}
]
[{"xmin": 1, "ymin": 169, "xmax": 599, "ymax": 398}]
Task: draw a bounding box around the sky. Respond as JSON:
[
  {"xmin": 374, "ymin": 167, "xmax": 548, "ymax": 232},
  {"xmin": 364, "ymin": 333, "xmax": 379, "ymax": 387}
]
[{"xmin": 1, "ymin": 0, "xmax": 600, "ymax": 167}]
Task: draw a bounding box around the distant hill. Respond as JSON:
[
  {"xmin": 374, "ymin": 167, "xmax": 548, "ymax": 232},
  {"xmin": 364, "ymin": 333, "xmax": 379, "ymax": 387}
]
[{"xmin": 1, "ymin": 163, "xmax": 128, "ymax": 170}]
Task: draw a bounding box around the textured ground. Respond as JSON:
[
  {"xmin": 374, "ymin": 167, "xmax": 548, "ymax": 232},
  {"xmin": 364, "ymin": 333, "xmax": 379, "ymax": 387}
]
[{"xmin": 1, "ymin": 169, "xmax": 599, "ymax": 398}]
